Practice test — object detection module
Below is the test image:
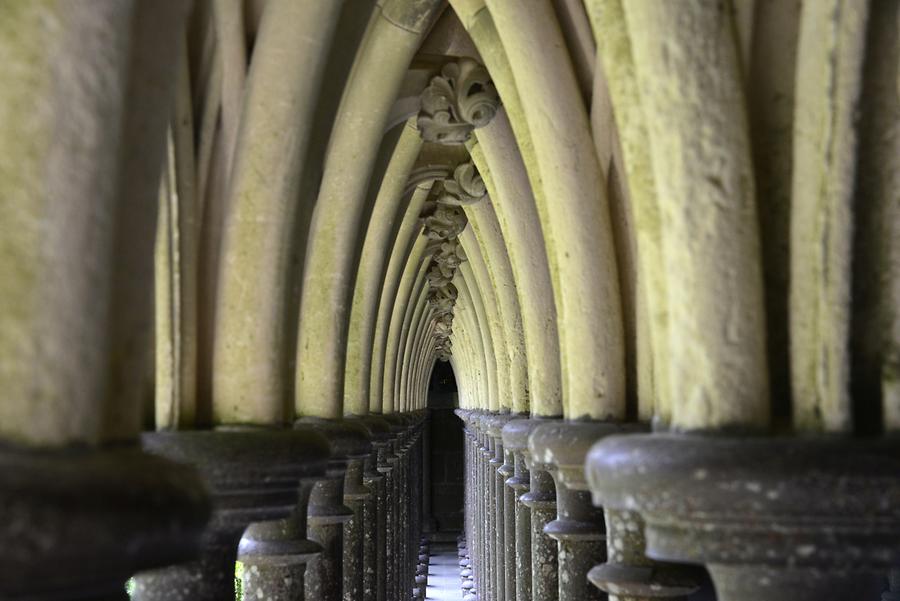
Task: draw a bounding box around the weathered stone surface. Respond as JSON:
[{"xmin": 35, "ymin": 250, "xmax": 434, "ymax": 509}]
[
  {"xmin": 238, "ymin": 478, "xmax": 322, "ymax": 601},
  {"xmin": 417, "ymin": 58, "xmax": 500, "ymax": 144},
  {"xmin": 0, "ymin": 444, "xmax": 209, "ymax": 600},
  {"xmin": 294, "ymin": 418, "xmax": 372, "ymax": 601},
  {"xmin": 135, "ymin": 429, "xmax": 328, "ymax": 601},
  {"xmin": 587, "ymin": 509, "xmax": 699, "ymax": 601},
  {"xmin": 587, "ymin": 434, "xmax": 900, "ymax": 601}
]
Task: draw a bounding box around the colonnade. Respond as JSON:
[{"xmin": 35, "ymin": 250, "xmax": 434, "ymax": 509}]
[
  {"xmin": 448, "ymin": 1, "xmax": 900, "ymax": 601},
  {"xmin": 2, "ymin": 1, "xmax": 899, "ymax": 601}
]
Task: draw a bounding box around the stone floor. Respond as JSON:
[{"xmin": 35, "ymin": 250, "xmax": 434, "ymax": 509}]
[{"xmin": 425, "ymin": 542, "xmax": 462, "ymax": 600}]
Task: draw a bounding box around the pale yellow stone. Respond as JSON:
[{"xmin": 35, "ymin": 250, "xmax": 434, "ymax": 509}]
[
  {"xmin": 790, "ymin": 0, "xmax": 870, "ymax": 433},
  {"xmin": 487, "ymin": 0, "xmax": 626, "ymax": 421},
  {"xmin": 344, "ymin": 123, "xmax": 423, "ymax": 416},
  {"xmin": 471, "ymin": 119, "xmax": 562, "ymax": 417},
  {"xmin": 462, "ymin": 206, "xmax": 528, "ymax": 413},
  {"xmin": 295, "ymin": 1, "xmax": 442, "ymax": 419},
  {"xmin": 213, "ymin": 0, "xmax": 344, "ymax": 425},
  {"xmin": 624, "ymin": 0, "xmax": 769, "ymax": 430},
  {"xmin": 371, "ymin": 192, "xmax": 432, "ymax": 414},
  {"xmin": 586, "ymin": 0, "xmax": 671, "ymax": 424},
  {"xmin": 458, "ymin": 260, "xmax": 500, "ymax": 412}
]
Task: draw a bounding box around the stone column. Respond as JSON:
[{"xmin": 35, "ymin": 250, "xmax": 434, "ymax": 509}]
[
  {"xmin": 378, "ymin": 416, "xmax": 403, "ymax": 601},
  {"xmin": 505, "ymin": 418, "xmax": 559, "ymax": 601},
  {"xmin": 587, "ymin": 435, "xmax": 900, "ymax": 601},
  {"xmin": 134, "ymin": 429, "xmax": 329, "ymax": 601},
  {"xmin": 489, "ymin": 414, "xmax": 516, "ymax": 601},
  {"xmin": 351, "ymin": 415, "xmax": 392, "ymax": 601},
  {"xmin": 306, "ymin": 467, "xmax": 353, "ymax": 601},
  {"xmin": 457, "ymin": 409, "xmax": 478, "ymax": 599},
  {"xmin": 343, "ymin": 454, "xmax": 371, "ymax": 601},
  {"xmin": 587, "ymin": 508, "xmax": 699, "ymax": 601},
  {"xmin": 477, "ymin": 412, "xmax": 496, "ymax": 601},
  {"xmin": 530, "ymin": 421, "xmax": 651, "ymax": 601},
  {"xmin": 294, "ymin": 419, "xmax": 372, "ymax": 601},
  {"xmin": 503, "ymin": 420, "xmax": 534, "ymax": 601},
  {"xmin": 0, "ymin": 4, "xmax": 206, "ymax": 597},
  {"xmin": 500, "ymin": 438, "xmax": 517, "ymax": 601}
]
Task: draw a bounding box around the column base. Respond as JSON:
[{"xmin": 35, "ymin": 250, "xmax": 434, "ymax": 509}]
[
  {"xmin": 135, "ymin": 428, "xmax": 329, "ymax": 601},
  {"xmin": 587, "ymin": 433, "xmax": 900, "ymax": 601},
  {"xmin": 586, "ymin": 509, "xmax": 700, "ymax": 601},
  {"xmin": 0, "ymin": 443, "xmax": 209, "ymax": 600},
  {"xmin": 505, "ymin": 416, "xmax": 561, "ymax": 601},
  {"xmin": 294, "ymin": 418, "xmax": 372, "ymax": 601},
  {"xmin": 531, "ymin": 420, "xmax": 650, "ymax": 601}
]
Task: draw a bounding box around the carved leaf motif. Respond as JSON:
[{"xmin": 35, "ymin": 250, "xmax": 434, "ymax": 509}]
[
  {"xmin": 419, "ymin": 163, "xmax": 480, "ymax": 362},
  {"xmin": 439, "ymin": 162, "xmax": 487, "ymax": 206},
  {"xmin": 417, "ymin": 59, "xmax": 500, "ymax": 145}
]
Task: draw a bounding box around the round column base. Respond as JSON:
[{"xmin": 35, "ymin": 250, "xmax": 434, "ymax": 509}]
[
  {"xmin": 587, "ymin": 433, "xmax": 900, "ymax": 601},
  {"xmin": 0, "ymin": 443, "xmax": 210, "ymax": 600}
]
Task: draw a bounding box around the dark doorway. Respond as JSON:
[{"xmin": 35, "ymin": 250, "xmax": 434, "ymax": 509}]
[{"xmin": 426, "ymin": 361, "xmax": 464, "ymax": 533}]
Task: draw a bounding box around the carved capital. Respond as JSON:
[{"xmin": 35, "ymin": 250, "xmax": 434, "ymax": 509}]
[
  {"xmin": 422, "ymin": 203, "xmax": 467, "ymax": 242},
  {"xmin": 417, "ymin": 59, "xmax": 500, "ymax": 144},
  {"xmin": 438, "ymin": 162, "xmax": 487, "ymax": 206}
]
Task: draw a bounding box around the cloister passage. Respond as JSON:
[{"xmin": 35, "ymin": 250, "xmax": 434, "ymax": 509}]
[{"xmin": 1, "ymin": 2, "xmax": 899, "ymax": 601}]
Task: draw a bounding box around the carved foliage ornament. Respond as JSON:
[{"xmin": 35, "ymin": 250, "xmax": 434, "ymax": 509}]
[
  {"xmin": 438, "ymin": 162, "xmax": 487, "ymax": 206},
  {"xmin": 418, "ymin": 163, "xmax": 486, "ymax": 362},
  {"xmin": 417, "ymin": 59, "xmax": 500, "ymax": 144}
]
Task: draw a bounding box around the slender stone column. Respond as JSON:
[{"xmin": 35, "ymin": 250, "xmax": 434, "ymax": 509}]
[
  {"xmin": 382, "ymin": 413, "xmax": 408, "ymax": 600},
  {"xmin": 587, "ymin": 508, "xmax": 699, "ymax": 601},
  {"xmin": 351, "ymin": 416, "xmax": 392, "ymax": 601},
  {"xmin": 489, "ymin": 414, "xmax": 516, "ymax": 601},
  {"xmin": 478, "ymin": 413, "xmax": 496, "ymax": 600},
  {"xmin": 457, "ymin": 409, "xmax": 479, "ymax": 599},
  {"xmin": 503, "ymin": 421, "xmax": 533, "ymax": 601},
  {"xmin": 587, "ymin": 434, "xmax": 900, "ymax": 601},
  {"xmin": 294, "ymin": 419, "xmax": 372, "ymax": 601},
  {"xmin": 530, "ymin": 422, "xmax": 646, "ymax": 601},
  {"xmin": 307, "ymin": 467, "xmax": 353, "ymax": 601},
  {"xmin": 343, "ymin": 454, "xmax": 371, "ymax": 601},
  {"xmin": 505, "ymin": 418, "xmax": 559, "ymax": 601},
  {"xmin": 378, "ymin": 417, "xmax": 402, "ymax": 601},
  {"xmin": 500, "ymin": 443, "xmax": 518, "ymax": 601},
  {"xmin": 134, "ymin": 430, "xmax": 329, "ymax": 601}
]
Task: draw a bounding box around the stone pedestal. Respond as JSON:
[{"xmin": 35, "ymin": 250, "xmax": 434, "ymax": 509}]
[
  {"xmin": 587, "ymin": 434, "xmax": 900, "ymax": 601},
  {"xmin": 505, "ymin": 417, "xmax": 560, "ymax": 601},
  {"xmin": 294, "ymin": 418, "xmax": 372, "ymax": 601},
  {"xmin": 134, "ymin": 429, "xmax": 327, "ymax": 601},
  {"xmin": 238, "ymin": 479, "xmax": 322, "ymax": 601},
  {"xmin": 0, "ymin": 443, "xmax": 209, "ymax": 600}
]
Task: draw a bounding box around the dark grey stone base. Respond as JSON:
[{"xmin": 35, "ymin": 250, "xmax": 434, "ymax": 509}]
[
  {"xmin": 587, "ymin": 433, "xmax": 900, "ymax": 601},
  {"xmin": 134, "ymin": 429, "xmax": 328, "ymax": 601},
  {"xmin": 0, "ymin": 443, "xmax": 209, "ymax": 600}
]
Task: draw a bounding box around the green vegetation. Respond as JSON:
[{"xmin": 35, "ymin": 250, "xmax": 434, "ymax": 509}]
[{"xmin": 235, "ymin": 560, "xmax": 244, "ymax": 601}]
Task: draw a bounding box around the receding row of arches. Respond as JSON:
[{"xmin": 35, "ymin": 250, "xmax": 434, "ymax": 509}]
[{"xmin": 1, "ymin": 1, "xmax": 898, "ymax": 600}]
